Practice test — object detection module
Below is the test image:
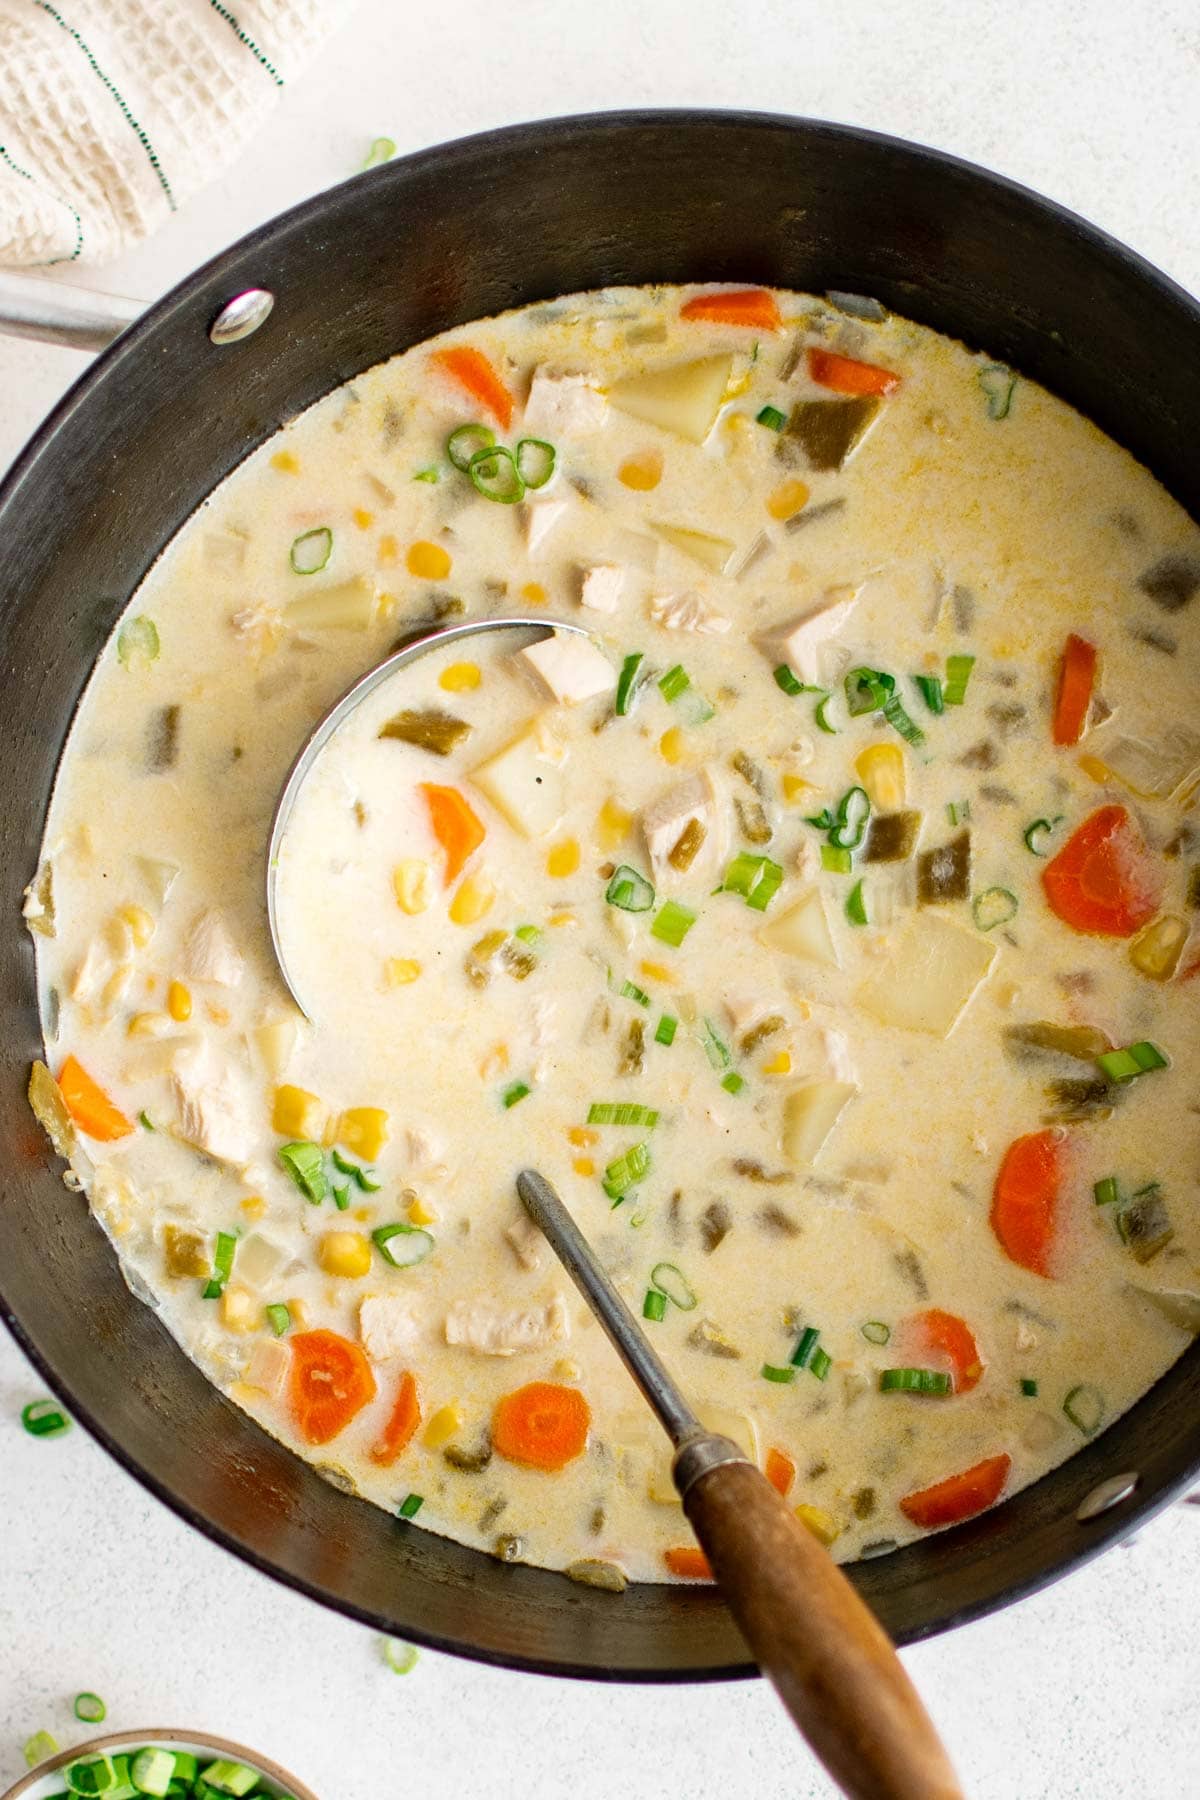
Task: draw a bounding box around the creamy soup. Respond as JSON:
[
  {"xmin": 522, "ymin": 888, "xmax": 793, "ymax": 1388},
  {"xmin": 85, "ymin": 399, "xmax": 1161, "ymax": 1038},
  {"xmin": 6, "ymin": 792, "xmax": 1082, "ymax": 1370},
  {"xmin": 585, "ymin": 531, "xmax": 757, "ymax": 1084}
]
[{"xmin": 26, "ymin": 284, "xmax": 1200, "ymax": 1588}]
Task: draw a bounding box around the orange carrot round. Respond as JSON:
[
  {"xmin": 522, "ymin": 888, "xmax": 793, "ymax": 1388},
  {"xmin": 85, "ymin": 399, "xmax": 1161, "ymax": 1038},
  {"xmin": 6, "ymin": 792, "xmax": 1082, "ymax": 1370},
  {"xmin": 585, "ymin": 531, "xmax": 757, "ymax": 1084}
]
[
  {"xmin": 900, "ymin": 1308, "xmax": 984, "ymax": 1393},
  {"xmin": 663, "ymin": 1544, "xmax": 713, "ymax": 1580},
  {"xmin": 899, "ymin": 1453, "xmax": 1011, "ymax": 1530},
  {"xmin": 1042, "ymin": 805, "xmax": 1161, "ymax": 937},
  {"xmin": 371, "ymin": 1369, "xmax": 421, "ymax": 1466},
  {"xmin": 431, "ymin": 345, "xmax": 513, "ymax": 429},
  {"xmin": 492, "ymin": 1380, "xmax": 590, "ymax": 1471},
  {"xmin": 679, "ymin": 288, "xmax": 782, "ymax": 331},
  {"xmin": 806, "ymin": 346, "xmax": 900, "ymax": 397},
  {"xmin": 1052, "ymin": 632, "xmax": 1097, "ymax": 747},
  {"xmin": 289, "ymin": 1329, "xmax": 376, "ymax": 1446},
  {"xmin": 765, "ymin": 1447, "xmax": 796, "ymax": 1496},
  {"xmin": 991, "ymin": 1129, "xmax": 1065, "ymax": 1277},
  {"xmin": 56, "ymin": 1054, "xmax": 133, "ymax": 1141},
  {"xmin": 420, "ymin": 782, "xmax": 485, "ymax": 886}
]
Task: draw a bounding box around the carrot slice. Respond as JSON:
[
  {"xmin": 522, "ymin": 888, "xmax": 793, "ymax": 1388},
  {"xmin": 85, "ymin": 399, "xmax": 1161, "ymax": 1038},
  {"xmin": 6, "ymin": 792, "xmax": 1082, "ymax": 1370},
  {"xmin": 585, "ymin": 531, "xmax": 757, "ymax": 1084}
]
[
  {"xmin": 370, "ymin": 1369, "xmax": 421, "ymax": 1466},
  {"xmin": 991, "ymin": 1129, "xmax": 1065, "ymax": 1277},
  {"xmin": 492, "ymin": 1381, "xmax": 590, "ymax": 1471},
  {"xmin": 663, "ymin": 1545, "xmax": 713, "ymax": 1579},
  {"xmin": 1052, "ymin": 633, "xmax": 1097, "ymax": 747},
  {"xmin": 765, "ymin": 1447, "xmax": 796, "ymax": 1496},
  {"xmin": 1042, "ymin": 804, "xmax": 1161, "ymax": 937},
  {"xmin": 807, "ymin": 346, "xmax": 900, "ymax": 397},
  {"xmin": 289, "ymin": 1329, "xmax": 377, "ymax": 1446},
  {"xmin": 56, "ymin": 1055, "xmax": 133, "ymax": 1141},
  {"xmin": 900, "ymin": 1308, "xmax": 984, "ymax": 1393},
  {"xmin": 420, "ymin": 783, "xmax": 485, "ymax": 886},
  {"xmin": 431, "ymin": 346, "xmax": 513, "ymax": 429},
  {"xmin": 679, "ymin": 288, "xmax": 782, "ymax": 330},
  {"xmin": 899, "ymin": 1453, "xmax": 1011, "ymax": 1530}
]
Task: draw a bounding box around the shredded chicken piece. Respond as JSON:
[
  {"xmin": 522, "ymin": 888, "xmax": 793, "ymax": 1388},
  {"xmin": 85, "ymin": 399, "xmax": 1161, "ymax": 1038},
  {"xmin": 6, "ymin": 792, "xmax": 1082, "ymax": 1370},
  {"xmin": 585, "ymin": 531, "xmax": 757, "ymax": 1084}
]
[
  {"xmin": 170, "ymin": 1041, "xmax": 255, "ymax": 1165},
  {"xmin": 649, "ymin": 591, "xmax": 731, "ymax": 635},
  {"xmin": 580, "ymin": 564, "xmax": 624, "ymax": 614},
  {"xmin": 444, "ymin": 1293, "xmax": 569, "ymax": 1356},
  {"xmin": 504, "ymin": 1213, "xmax": 545, "ymax": 1272},
  {"xmin": 359, "ymin": 1294, "xmax": 425, "ymax": 1361},
  {"xmin": 181, "ymin": 909, "xmax": 244, "ymax": 987},
  {"xmin": 524, "ymin": 368, "xmax": 607, "ymax": 437}
]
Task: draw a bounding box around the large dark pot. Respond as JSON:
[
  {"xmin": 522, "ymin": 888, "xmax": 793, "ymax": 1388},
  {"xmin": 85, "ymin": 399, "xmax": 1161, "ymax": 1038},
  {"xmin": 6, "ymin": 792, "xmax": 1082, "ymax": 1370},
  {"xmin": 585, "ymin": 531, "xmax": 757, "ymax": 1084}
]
[{"xmin": 1, "ymin": 111, "xmax": 1197, "ymax": 1680}]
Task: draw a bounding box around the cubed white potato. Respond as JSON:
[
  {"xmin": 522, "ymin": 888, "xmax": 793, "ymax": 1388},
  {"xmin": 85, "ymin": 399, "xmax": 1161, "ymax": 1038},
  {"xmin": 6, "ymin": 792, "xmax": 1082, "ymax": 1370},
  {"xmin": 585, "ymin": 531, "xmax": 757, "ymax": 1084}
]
[
  {"xmin": 471, "ymin": 720, "xmax": 567, "ymax": 837},
  {"xmin": 781, "ymin": 1080, "xmax": 858, "ymax": 1166},
  {"xmin": 580, "ymin": 564, "xmax": 624, "ymax": 614},
  {"xmin": 444, "ymin": 1293, "xmax": 568, "ymax": 1356},
  {"xmin": 243, "ymin": 1336, "xmax": 290, "ymax": 1398},
  {"xmin": 517, "ymin": 633, "xmax": 615, "ymax": 706},
  {"xmin": 649, "ymin": 591, "xmax": 731, "ymax": 634},
  {"xmin": 285, "ymin": 574, "xmax": 375, "ymax": 632},
  {"xmin": 608, "ymin": 355, "xmax": 733, "ymax": 444},
  {"xmin": 359, "ymin": 1293, "xmax": 425, "ymax": 1361},
  {"xmin": 254, "ymin": 1015, "xmax": 300, "ymax": 1076},
  {"xmin": 182, "ymin": 908, "xmax": 244, "ymax": 987},
  {"xmin": 170, "ymin": 1041, "xmax": 255, "ymax": 1165},
  {"xmin": 524, "ymin": 497, "xmax": 570, "ymax": 556},
  {"xmin": 651, "ymin": 522, "xmax": 737, "ymax": 575},
  {"xmin": 760, "ymin": 888, "xmax": 839, "ymax": 968},
  {"xmin": 640, "ymin": 768, "xmax": 727, "ymax": 887},
  {"xmin": 524, "ymin": 367, "xmax": 608, "ymax": 436},
  {"xmin": 235, "ymin": 1233, "xmax": 286, "ymax": 1290},
  {"xmin": 505, "ymin": 1212, "xmax": 545, "ymax": 1271},
  {"xmin": 754, "ymin": 585, "xmax": 860, "ymax": 685},
  {"xmin": 858, "ymin": 912, "xmax": 997, "ymax": 1037}
]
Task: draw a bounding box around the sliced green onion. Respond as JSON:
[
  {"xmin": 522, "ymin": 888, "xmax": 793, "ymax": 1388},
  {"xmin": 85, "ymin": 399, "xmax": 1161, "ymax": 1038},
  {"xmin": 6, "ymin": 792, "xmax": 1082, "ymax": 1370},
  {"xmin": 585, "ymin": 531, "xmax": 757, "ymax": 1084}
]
[
  {"xmin": 606, "ymin": 864, "xmax": 655, "ymax": 912},
  {"xmin": 913, "ymin": 673, "xmax": 944, "ymax": 714},
  {"xmin": 757, "ymin": 404, "xmax": 787, "ymax": 432},
  {"xmin": 602, "ymin": 1141, "xmax": 651, "ymax": 1201},
  {"xmin": 1020, "ymin": 1377, "xmax": 1039, "ymax": 1397},
  {"xmin": 658, "ymin": 663, "xmax": 715, "ymax": 724},
  {"xmin": 821, "ymin": 844, "xmax": 852, "ymax": 874},
  {"xmin": 373, "ymin": 1223, "xmax": 435, "ymax": 1267},
  {"xmin": 947, "ymin": 799, "xmax": 971, "ymax": 827},
  {"xmin": 412, "ymin": 465, "xmax": 440, "ymax": 484},
  {"xmin": 1093, "ymin": 1176, "xmax": 1121, "ymax": 1207},
  {"xmin": 265, "ymin": 1302, "xmax": 292, "ymax": 1336},
  {"xmin": 845, "ymin": 667, "xmax": 895, "ymax": 716},
  {"xmin": 813, "ymin": 693, "xmax": 839, "ymax": 734},
  {"xmin": 879, "ymin": 1367, "xmax": 952, "ymax": 1395},
  {"xmin": 331, "ymin": 1183, "xmax": 350, "ymax": 1212},
  {"xmin": 845, "ymin": 879, "xmax": 868, "ymax": 926},
  {"xmin": 23, "ymin": 1731, "xmax": 58, "ymax": 1768},
  {"xmin": 289, "ymin": 526, "xmax": 333, "ymax": 575},
  {"xmin": 1023, "ymin": 816, "xmax": 1062, "ymax": 856},
  {"xmin": 620, "ymin": 979, "xmax": 651, "ymax": 1007},
  {"xmin": 830, "ymin": 785, "xmax": 871, "ymax": 850},
  {"xmin": 972, "ymin": 887, "xmax": 1018, "ymax": 931},
  {"xmin": 658, "ymin": 663, "xmax": 691, "ymax": 703},
  {"xmin": 810, "ymin": 1347, "xmax": 832, "ymax": 1381},
  {"xmin": 882, "ymin": 692, "xmax": 926, "ymax": 747},
  {"xmin": 168, "ymin": 1754, "xmax": 198, "ymax": 1789},
  {"xmin": 722, "ymin": 851, "xmax": 784, "ymax": 911},
  {"xmin": 277, "ymin": 1139, "xmax": 327, "ymax": 1203},
  {"xmin": 861, "ymin": 1321, "xmax": 891, "ymax": 1346},
  {"xmin": 202, "ymin": 1229, "xmax": 238, "ymax": 1300},
  {"xmin": 588, "ymin": 1102, "xmax": 660, "ymax": 1127},
  {"xmin": 651, "ymin": 1262, "xmax": 698, "ymax": 1310},
  {"xmin": 514, "ymin": 923, "xmax": 543, "ymax": 945},
  {"xmin": 73, "ymin": 1693, "xmax": 106, "ymax": 1724},
  {"xmin": 1063, "ymin": 1383, "xmax": 1104, "ymax": 1436},
  {"xmin": 116, "ymin": 615, "xmax": 160, "ymax": 670},
  {"xmin": 655, "ymin": 1013, "xmax": 678, "ymax": 1047},
  {"xmin": 643, "ymin": 1288, "xmax": 668, "ymax": 1321},
  {"xmin": 138, "ymin": 1110, "xmax": 155, "ymax": 1130},
  {"xmin": 356, "ymin": 1165, "xmax": 382, "ymax": 1193},
  {"xmin": 65, "ymin": 1757, "xmax": 118, "ymax": 1796},
  {"xmin": 1095, "ymin": 1041, "xmax": 1169, "ymax": 1083},
  {"xmin": 978, "ymin": 364, "xmax": 1017, "ymax": 421},
  {"xmin": 398, "ymin": 1491, "xmax": 424, "ymax": 1519},
  {"xmin": 330, "ymin": 1148, "xmax": 360, "ymax": 1178},
  {"xmin": 515, "ymin": 437, "xmax": 556, "ymax": 489},
  {"xmin": 791, "ymin": 1327, "xmax": 820, "ymax": 1368},
  {"xmin": 943, "ymin": 654, "xmax": 976, "ymax": 705},
  {"xmin": 761, "ymin": 1363, "xmax": 797, "ymax": 1384},
  {"xmin": 502, "ymin": 1080, "xmax": 531, "ymax": 1108},
  {"xmin": 469, "ymin": 444, "xmax": 525, "ymax": 504},
  {"xmin": 201, "ymin": 1762, "xmax": 260, "ymax": 1797},
  {"xmin": 361, "ymin": 135, "xmax": 397, "ymax": 169},
  {"xmin": 652, "ymin": 899, "xmax": 698, "ymax": 947},
  {"xmin": 129, "ymin": 1750, "xmax": 176, "ymax": 1796},
  {"xmin": 699, "ymin": 1018, "xmax": 732, "ymax": 1070},
  {"xmin": 721, "ymin": 1070, "xmax": 746, "ymax": 1095},
  {"xmin": 773, "ymin": 663, "xmax": 804, "ymax": 696},
  {"xmin": 616, "ymin": 651, "xmax": 646, "ymax": 715},
  {"xmin": 447, "ymin": 423, "xmax": 495, "ymax": 471},
  {"xmin": 382, "ymin": 1637, "xmax": 420, "ymax": 1675},
  {"xmin": 21, "ymin": 1398, "xmax": 70, "ymax": 1437}
]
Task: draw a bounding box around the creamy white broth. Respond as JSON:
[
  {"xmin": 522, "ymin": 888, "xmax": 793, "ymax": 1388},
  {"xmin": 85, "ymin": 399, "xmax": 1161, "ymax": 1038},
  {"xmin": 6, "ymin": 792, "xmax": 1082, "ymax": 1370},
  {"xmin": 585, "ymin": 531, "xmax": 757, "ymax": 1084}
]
[{"xmin": 27, "ymin": 284, "xmax": 1200, "ymax": 1587}]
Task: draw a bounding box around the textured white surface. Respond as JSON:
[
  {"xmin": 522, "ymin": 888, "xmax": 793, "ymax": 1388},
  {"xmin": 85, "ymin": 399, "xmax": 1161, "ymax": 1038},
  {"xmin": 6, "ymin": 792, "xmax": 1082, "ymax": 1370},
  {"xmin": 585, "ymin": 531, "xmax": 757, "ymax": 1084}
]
[{"xmin": 2, "ymin": 2, "xmax": 1200, "ymax": 1795}]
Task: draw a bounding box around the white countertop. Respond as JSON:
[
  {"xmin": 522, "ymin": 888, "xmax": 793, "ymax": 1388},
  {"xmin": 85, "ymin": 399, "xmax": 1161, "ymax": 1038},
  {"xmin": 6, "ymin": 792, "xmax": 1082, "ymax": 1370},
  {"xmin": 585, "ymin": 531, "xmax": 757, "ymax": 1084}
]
[{"xmin": 3, "ymin": 4, "xmax": 1199, "ymax": 1795}]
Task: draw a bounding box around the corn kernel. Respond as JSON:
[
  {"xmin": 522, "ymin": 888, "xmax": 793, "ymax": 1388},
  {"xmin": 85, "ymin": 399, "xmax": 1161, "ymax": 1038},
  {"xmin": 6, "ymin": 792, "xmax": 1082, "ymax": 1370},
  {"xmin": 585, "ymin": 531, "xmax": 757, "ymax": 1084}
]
[
  {"xmin": 597, "ymin": 797, "xmax": 633, "ymax": 849},
  {"xmin": 206, "ymin": 1003, "xmax": 230, "ymax": 1026},
  {"xmin": 449, "ymin": 868, "xmax": 496, "ymax": 926},
  {"xmin": 288, "ymin": 1297, "xmax": 310, "ymax": 1329},
  {"xmin": 1078, "ymin": 754, "xmax": 1110, "ymax": 784},
  {"xmin": 855, "ymin": 743, "xmax": 907, "ymax": 810},
  {"xmin": 659, "ymin": 726, "xmax": 689, "ymax": 766},
  {"xmin": 1130, "ymin": 914, "xmax": 1188, "ymax": 982},
  {"xmin": 767, "ymin": 478, "xmax": 810, "ymax": 522},
  {"xmin": 119, "ymin": 903, "xmax": 156, "ymax": 948},
  {"xmin": 221, "ymin": 1285, "xmax": 260, "ymax": 1333},
  {"xmin": 781, "ymin": 774, "xmax": 813, "ymax": 804},
  {"xmin": 547, "ymin": 838, "xmax": 580, "ymax": 879},
  {"xmin": 272, "ymin": 1084, "xmax": 327, "ymax": 1139},
  {"xmin": 573, "ymin": 1157, "xmax": 596, "ymax": 1178},
  {"xmin": 521, "ymin": 581, "xmax": 547, "ymax": 606},
  {"xmin": 439, "ymin": 661, "xmax": 482, "ymax": 693},
  {"xmin": 317, "ymin": 1231, "xmax": 372, "ymax": 1279},
  {"xmin": 424, "ymin": 1403, "xmax": 463, "ymax": 1449},
  {"xmin": 554, "ymin": 1358, "xmax": 582, "ymax": 1382},
  {"xmin": 240, "ymin": 1195, "xmax": 266, "ymax": 1220},
  {"xmin": 392, "ymin": 858, "xmax": 433, "ymax": 915},
  {"xmin": 406, "ymin": 540, "xmax": 452, "ymax": 580},
  {"xmin": 407, "ymin": 1192, "xmax": 437, "ymax": 1226},
  {"xmin": 618, "ymin": 450, "xmax": 663, "ymax": 492},
  {"xmin": 384, "ymin": 957, "xmax": 422, "ymax": 987},
  {"xmin": 270, "ymin": 450, "xmax": 299, "ymax": 473},
  {"xmin": 354, "ymin": 1205, "xmax": 372, "ymax": 1223},
  {"xmin": 101, "ymin": 966, "xmax": 131, "ymax": 1009},
  {"xmin": 167, "ymin": 980, "xmax": 192, "ymax": 1022},
  {"xmin": 479, "ymin": 1043, "xmax": 510, "ymax": 1079},
  {"xmin": 126, "ymin": 1010, "xmax": 171, "ymax": 1038},
  {"xmin": 568, "ymin": 1126, "xmax": 599, "ymax": 1147},
  {"xmin": 548, "ymin": 910, "xmax": 577, "ymax": 928},
  {"xmin": 377, "ymin": 591, "xmax": 398, "ymax": 620},
  {"xmin": 639, "ymin": 960, "xmax": 673, "ymax": 984},
  {"xmin": 763, "ymin": 1050, "xmax": 792, "ymax": 1076},
  {"xmin": 795, "ymin": 1504, "xmax": 841, "ymax": 1547},
  {"xmin": 353, "ymin": 507, "xmax": 374, "ymax": 530},
  {"xmin": 337, "ymin": 1107, "xmax": 390, "ymax": 1161},
  {"xmin": 378, "ymin": 533, "xmax": 398, "ymax": 565}
]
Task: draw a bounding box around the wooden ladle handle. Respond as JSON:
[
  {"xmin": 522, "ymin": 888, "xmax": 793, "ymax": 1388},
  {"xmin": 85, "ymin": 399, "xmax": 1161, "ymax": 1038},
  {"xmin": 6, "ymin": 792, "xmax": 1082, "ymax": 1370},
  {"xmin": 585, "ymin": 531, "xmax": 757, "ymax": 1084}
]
[{"xmin": 683, "ymin": 1458, "xmax": 965, "ymax": 1800}]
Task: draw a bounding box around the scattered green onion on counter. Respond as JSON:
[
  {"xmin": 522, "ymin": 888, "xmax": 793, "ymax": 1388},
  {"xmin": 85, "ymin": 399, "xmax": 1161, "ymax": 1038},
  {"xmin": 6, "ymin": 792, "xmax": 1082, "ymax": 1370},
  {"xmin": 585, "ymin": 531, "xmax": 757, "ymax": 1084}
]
[
  {"xmin": 361, "ymin": 136, "xmax": 397, "ymax": 169},
  {"xmin": 21, "ymin": 1399, "xmax": 71, "ymax": 1438},
  {"xmin": 73, "ymin": 1693, "xmax": 106, "ymax": 1725},
  {"xmin": 23, "ymin": 1731, "xmax": 58, "ymax": 1769},
  {"xmin": 382, "ymin": 1638, "xmax": 420, "ymax": 1675}
]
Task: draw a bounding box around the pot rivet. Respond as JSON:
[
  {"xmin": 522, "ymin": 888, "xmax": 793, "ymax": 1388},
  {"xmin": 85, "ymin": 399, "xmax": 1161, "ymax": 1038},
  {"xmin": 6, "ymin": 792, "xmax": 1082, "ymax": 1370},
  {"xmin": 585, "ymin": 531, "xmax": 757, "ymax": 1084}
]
[
  {"xmin": 1076, "ymin": 1471, "xmax": 1139, "ymax": 1522},
  {"xmin": 209, "ymin": 289, "xmax": 275, "ymax": 346}
]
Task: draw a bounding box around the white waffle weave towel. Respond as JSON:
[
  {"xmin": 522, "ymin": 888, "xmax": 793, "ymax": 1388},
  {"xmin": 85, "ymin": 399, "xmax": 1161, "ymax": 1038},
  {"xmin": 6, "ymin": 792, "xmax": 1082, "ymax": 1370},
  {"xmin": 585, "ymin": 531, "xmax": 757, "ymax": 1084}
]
[{"xmin": 0, "ymin": 0, "xmax": 354, "ymax": 267}]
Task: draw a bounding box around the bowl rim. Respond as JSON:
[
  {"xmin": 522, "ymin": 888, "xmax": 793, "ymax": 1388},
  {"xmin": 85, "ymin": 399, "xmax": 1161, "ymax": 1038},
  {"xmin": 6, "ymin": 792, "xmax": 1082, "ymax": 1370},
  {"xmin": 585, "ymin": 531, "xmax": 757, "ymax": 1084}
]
[{"xmin": 0, "ymin": 1729, "xmax": 319, "ymax": 1800}]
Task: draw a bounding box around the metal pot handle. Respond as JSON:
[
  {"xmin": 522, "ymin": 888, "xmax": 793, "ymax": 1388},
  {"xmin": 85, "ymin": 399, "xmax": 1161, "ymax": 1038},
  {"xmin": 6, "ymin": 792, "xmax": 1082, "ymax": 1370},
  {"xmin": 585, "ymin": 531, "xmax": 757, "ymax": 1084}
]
[{"xmin": 0, "ymin": 269, "xmax": 143, "ymax": 351}]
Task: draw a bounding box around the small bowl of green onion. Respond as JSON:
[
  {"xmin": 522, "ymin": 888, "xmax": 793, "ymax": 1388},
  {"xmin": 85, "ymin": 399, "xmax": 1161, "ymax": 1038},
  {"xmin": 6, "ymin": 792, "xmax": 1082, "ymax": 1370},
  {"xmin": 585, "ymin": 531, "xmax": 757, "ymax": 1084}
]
[{"xmin": 3, "ymin": 1730, "xmax": 319, "ymax": 1800}]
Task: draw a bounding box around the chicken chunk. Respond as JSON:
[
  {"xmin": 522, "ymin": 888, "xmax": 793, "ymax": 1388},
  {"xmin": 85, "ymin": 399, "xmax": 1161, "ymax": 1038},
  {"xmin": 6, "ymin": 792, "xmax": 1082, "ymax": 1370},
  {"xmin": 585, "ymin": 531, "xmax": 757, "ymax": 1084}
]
[
  {"xmin": 170, "ymin": 1041, "xmax": 255, "ymax": 1165},
  {"xmin": 580, "ymin": 564, "xmax": 624, "ymax": 614},
  {"xmin": 650, "ymin": 591, "xmax": 731, "ymax": 635},
  {"xmin": 359, "ymin": 1293, "xmax": 425, "ymax": 1361},
  {"xmin": 524, "ymin": 368, "xmax": 607, "ymax": 438},
  {"xmin": 518, "ymin": 634, "xmax": 615, "ymax": 706},
  {"xmin": 524, "ymin": 497, "xmax": 570, "ymax": 556},
  {"xmin": 504, "ymin": 1212, "xmax": 546, "ymax": 1272},
  {"xmin": 755, "ymin": 584, "xmax": 860, "ymax": 685},
  {"xmin": 640, "ymin": 768, "xmax": 728, "ymax": 888},
  {"xmin": 444, "ymin": 1293, "xmax": 569, "ymax": 1356},
  {"xmin": 181, "ymin": 908, "xmax": 244, "ymax": 987}
]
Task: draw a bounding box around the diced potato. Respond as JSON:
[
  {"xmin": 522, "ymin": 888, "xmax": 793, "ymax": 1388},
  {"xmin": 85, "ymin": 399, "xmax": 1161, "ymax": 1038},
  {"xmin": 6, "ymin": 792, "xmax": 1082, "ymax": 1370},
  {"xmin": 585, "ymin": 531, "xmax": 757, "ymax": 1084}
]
[
  {"xmin": 337, "ymin": 1106, "xmax": 390, "ymax": 1160},
  {"xmin": 285, "ymin": 574, "xmax": 375, "ymax": 632},
  {"xmin": 760, "ymin": 888, "xmax": 839, "ymax": 968},
  {"xmin": 651, "ymin": 521, "xmax": 736, "ymax": 575},
  {"xmin": 1129, "ymin": 914, "xmax": 1188, "ymax": 981},
  {"xmin": 254, "ymin": 1015, "xmax": 300, "ymax": 1076},
  {"xmin": 318, "ymin": 1231, "xmax": 373, "ymax": 1279},
  {"xmin": 781, "ymin": 1080, "xmax": 857, "ymax": 1166},
  {"xmin": 858, "ymin": 912, "xmax": 997, "ymax": 1037},
  {"xmin": 272, "ymin": 1083, "xmax": 327, "ymax": 1138},
  {"xmin": 220, "ymin": 1285, "xmax": 260, "ymax": 1332},
  {"xmin": 608, "ymin": 355, "xmax": 733, "ymax": 444},
  {"xmin": 472, "ymin": 723, "xmax": 566, "ymax": 837},
  {"xmin": 243, "ymin": 1336, "xmax": 290, "ymax": 1398},
  {"xmin": 855, "ymin": 743, "xmax": 907, "ymax": 810},
  {"xmin": 236, "ymin": 1233, "xmax": 286, "ymax": 1289}
]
